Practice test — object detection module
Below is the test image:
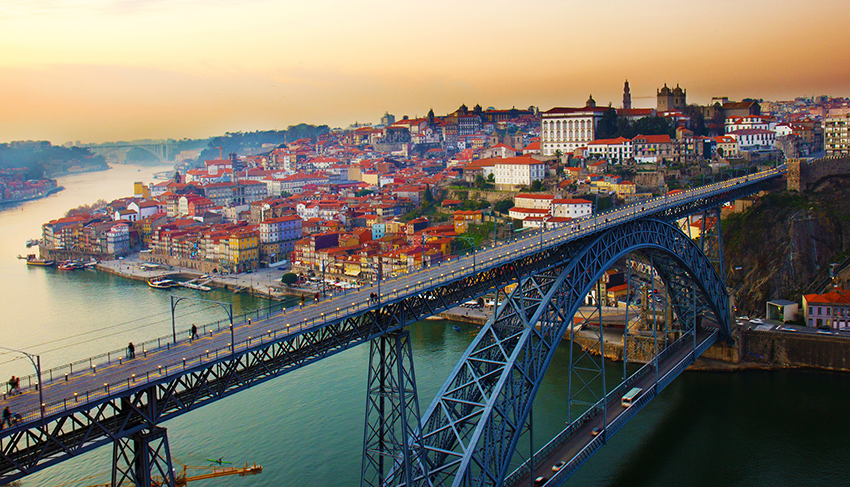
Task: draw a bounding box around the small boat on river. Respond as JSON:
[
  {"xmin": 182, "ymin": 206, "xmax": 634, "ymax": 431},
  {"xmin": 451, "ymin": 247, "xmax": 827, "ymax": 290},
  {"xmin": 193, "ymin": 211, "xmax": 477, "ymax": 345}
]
[
  {"xmin": 57, "ymin": 261, "xmax": 85, "ymax": 271},
  {"xmin": 147, "ymin": 276, "xmax": 179, "ymax": 289},
  {"xmin": 25, "ymin": 254, "xmax": 54, "ymax": 267},
  {"xmin": 25, "ymin": 239, "xmax": 39, "ymax": 247}
]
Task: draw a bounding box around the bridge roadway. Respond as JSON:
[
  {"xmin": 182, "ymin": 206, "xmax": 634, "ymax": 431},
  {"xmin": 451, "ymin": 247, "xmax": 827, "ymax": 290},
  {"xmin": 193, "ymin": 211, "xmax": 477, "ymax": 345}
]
[
  {"xmin": 0, "ymin": 166, "xmax": 783, "ymax": 481},
  {"xmin": 508, "ymin": 328, "xmax": 718, "ymax": 487}
]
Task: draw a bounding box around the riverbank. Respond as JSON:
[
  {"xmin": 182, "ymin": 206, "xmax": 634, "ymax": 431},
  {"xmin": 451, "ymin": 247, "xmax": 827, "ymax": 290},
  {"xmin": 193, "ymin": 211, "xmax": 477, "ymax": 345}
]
[
  {"xmin": 0, "ymin": 185, "xmax": 65, "ymax": 206},
  {"xmin": 96, "ymin": 254, "xmax": 294, "ymax": 299}
]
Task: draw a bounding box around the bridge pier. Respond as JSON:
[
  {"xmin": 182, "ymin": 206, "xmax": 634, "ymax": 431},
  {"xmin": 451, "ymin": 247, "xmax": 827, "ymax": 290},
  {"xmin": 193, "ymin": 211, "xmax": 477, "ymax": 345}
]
[
  {"xmin": 361, "ymin": 330, "xmax": 422, "ymax": 487},
  {"xmin": 112, "ymin": 426, "xmax": 175, "ymax": 487}
]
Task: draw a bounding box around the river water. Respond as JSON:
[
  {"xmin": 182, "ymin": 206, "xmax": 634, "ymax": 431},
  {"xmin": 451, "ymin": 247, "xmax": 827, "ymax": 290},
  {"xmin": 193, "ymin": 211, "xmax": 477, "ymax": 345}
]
[{"xmin": 0, "ymin": 164, "xmax": 847, "ymax": 487}]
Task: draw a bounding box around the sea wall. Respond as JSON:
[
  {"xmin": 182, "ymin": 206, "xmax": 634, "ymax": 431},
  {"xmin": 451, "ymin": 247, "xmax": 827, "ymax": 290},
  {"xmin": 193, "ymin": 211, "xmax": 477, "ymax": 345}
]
[{"xmin": 739, "ymin": 330, "xmax": 850, "ymax": 371}]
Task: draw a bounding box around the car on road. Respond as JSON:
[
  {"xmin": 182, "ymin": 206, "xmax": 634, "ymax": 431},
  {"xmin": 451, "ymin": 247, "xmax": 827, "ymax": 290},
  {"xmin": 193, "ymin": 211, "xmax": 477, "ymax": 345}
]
[
  {"xmin": 751, "ymin": 318, "xmax": 763, "ymax": 324},
  {"xmin": 591, "ymin": 426, "xmax": 603, "ymax": 436},
  {"xmin": 551, "ymin": 461, "xmax": 566, "ymax": 472},
  {"xmin": 534, "ymin": 476, "xmax": 548, "ymax": 486}
]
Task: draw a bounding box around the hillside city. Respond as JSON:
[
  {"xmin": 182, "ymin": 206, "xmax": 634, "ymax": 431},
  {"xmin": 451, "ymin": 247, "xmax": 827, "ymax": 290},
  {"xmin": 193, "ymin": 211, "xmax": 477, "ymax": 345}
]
[{"xmin": 18, "ymin": 83, "xmax": 850, "ymax": 328}]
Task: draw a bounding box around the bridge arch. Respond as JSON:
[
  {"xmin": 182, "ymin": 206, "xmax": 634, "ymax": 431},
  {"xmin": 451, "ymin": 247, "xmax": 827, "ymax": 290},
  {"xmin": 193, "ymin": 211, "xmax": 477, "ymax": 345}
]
[{"xmin": 412, "ymin": 218, "xmax": 729, "ymax": 486}]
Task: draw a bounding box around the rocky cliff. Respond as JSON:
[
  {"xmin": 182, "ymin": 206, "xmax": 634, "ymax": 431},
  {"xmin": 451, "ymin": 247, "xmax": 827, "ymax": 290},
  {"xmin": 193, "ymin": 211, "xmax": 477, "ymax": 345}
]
[{"xmin": 722, "ymin": 176, "xmax": 850, "ymax": 317}]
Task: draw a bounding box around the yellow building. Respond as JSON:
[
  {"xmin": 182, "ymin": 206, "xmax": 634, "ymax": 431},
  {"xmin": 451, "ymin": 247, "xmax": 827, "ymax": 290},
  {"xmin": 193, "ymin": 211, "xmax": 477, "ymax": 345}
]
[
  {"xmin": 228, "ymin": 229, "xmax": 259, "ymax": 272},
  {"xmin": 453, "ymin": 210, "xmax": 482, "ymax": 234}
]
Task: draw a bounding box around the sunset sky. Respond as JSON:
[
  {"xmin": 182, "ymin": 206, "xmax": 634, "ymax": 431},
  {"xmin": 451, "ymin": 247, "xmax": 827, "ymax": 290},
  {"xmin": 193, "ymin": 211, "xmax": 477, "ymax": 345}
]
[{"xmin": 1, "ymin": 0, "xmax": 849, "ymax": 144}]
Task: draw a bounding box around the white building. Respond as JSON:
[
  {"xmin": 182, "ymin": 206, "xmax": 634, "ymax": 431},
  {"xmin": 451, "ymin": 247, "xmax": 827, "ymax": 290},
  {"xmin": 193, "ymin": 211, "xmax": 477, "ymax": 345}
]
[
  {"xmin": 586, "ymin": 137, "xmax": 634, "ymax": 164},
  {"xmin": 551, "ymin": 199, "xmax": 593, "ymax": 218},
  {"xmin": 514, "ymin": 194, "xmax": 555, "ymax": 210},
  {"xmin": 540, "ymin": 96, "xmax": 608, "ymax": 156},
  {"xmin": 727, "ymin": 129, "xmax": 776, "ymax": 152},
  {"xmin": 494, "ymin": 156, "xmax": 547, "ymax": 190},
  {"xmin": 725, "ymin": 115, "xmax": 772, "ymax": 134}
]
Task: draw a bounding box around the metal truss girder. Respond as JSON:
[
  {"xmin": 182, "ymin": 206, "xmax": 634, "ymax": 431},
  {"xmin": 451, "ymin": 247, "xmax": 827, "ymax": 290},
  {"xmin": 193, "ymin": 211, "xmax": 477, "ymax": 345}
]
[{"xmin": 410, "ymin": 219, "xmax": 730, "ymax": 487}]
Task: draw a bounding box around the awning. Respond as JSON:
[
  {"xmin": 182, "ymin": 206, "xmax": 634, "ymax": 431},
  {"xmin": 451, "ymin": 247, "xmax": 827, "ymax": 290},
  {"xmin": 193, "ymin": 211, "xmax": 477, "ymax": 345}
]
[{"xmin": 344, "ymin": 270, "xmax": 361, "ymax": 276}]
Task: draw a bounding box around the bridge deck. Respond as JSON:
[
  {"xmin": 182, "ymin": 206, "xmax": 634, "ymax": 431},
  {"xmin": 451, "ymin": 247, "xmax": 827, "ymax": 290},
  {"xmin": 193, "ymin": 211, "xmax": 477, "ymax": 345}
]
[
  {"xmin": 509, "ymin": 329, "xmax": 718, "ymax": 487},
  {"xmin": 0, "ymin": 167, "xmax": 782, "ymax": 431}
]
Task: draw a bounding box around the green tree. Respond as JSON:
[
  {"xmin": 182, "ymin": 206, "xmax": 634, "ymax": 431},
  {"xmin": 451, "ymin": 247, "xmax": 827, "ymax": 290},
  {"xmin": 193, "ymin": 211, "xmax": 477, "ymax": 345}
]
[
  {"xmin": 595, "ymin": 108, "xmax": 619, "ymax": 139},
  {"xmin": 494, "ymin": 199, "xmax": 514, "ymax": 214},
  {"xmin": 423, "ymin": 184, "xmax": 434, "ymax": 204},
  {"xmin": 487, "ymin": 173, "xmax": 495, "ymax": 183},
  {"xmin": 355, "ymin": 189, "xmax": 372, "ymax": 197},
  {"xmin": 474, "ymin": 174, "xmax": 486, "ymax": 189},
  {"xmin": 280, "ymin": 273, "xmax": 298, "ymax": 285},
  {"xmin": 531, "ymin": 180, "xmax": 544, "ymax": 192}
]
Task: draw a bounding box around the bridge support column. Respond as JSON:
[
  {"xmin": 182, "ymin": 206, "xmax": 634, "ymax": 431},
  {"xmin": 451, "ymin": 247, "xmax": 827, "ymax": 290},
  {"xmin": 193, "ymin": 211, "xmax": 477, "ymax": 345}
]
[
  {"xmin": 361, "ymin": 330, "xmax": 422, "ymax": 487},
  {"xmin": 112, "ymin": 426, "xmax": 175, "ymax": 487}
]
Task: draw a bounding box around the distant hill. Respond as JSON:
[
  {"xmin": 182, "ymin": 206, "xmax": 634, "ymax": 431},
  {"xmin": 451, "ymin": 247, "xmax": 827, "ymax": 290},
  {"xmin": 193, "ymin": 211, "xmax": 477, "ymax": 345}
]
[{"xmin": 0, "ymin": 142, "xmax": 108, "ymax": 178}]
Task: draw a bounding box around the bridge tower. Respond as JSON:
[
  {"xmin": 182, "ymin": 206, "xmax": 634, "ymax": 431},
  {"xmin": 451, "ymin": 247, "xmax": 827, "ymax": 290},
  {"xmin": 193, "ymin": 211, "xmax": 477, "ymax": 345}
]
[
  {"xmin": 112, "ymin": 426, "xmax": 176, "ymax": 487},
  {"xmin": 361, "ymin": 330, "xmax": 423, "ymax": 487}
]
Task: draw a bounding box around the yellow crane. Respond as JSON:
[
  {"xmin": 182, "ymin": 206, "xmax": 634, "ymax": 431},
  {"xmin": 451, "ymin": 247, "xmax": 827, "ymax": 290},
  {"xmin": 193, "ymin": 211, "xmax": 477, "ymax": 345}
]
[{"xmin": 55, "ymin": 457, "xmax": 262, "ymax": 487}]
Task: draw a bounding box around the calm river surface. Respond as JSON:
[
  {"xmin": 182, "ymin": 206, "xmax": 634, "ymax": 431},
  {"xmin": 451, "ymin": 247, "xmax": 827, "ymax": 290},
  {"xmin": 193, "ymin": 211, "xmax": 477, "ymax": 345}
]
[{"xmin": 0, "ymin": 164, "xmax": 847, "ymax": 487}]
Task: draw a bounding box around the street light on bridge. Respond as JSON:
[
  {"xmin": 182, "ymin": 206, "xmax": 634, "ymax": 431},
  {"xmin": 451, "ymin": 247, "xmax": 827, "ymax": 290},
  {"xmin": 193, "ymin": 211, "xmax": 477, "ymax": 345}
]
[{"xmin": 0, "ymin": 346, "xmax": 43, "ymax": 424}]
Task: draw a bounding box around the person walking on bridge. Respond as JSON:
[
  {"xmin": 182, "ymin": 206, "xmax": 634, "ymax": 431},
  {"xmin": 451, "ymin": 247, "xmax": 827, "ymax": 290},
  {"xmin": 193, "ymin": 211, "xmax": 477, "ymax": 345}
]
[
  {"xmin": 127, "ymin": 342, "xmax": 135, "ymax": 359},
  {"xmin": 1, "ymin": 406, "xmax": 12, "ymax": 429},
  {"xmin": 191, "ymin": 324, "xmax": 199, "ymax": 341}
]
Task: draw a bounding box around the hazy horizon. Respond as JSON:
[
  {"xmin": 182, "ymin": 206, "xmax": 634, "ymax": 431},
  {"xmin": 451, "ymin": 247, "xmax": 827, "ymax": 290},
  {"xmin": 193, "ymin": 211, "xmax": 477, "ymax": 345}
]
[{"xmin": 2, "ymin": 0, "xmax": 849, "ymax": 144}]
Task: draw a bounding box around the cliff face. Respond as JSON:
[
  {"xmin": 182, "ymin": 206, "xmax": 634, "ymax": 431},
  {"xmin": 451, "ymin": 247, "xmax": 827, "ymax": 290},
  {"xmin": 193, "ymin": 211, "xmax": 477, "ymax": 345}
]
[{"xmin": 722, "ymin": 176, "xmax": 850, "ymax": 317}]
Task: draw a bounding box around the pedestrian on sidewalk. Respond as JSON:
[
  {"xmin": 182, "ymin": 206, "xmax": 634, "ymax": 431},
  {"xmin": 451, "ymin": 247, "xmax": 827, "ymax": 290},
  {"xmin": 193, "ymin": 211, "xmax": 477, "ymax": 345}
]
[
  {"xmin": 1, "ymin": 406, "xmax": 11, "ymax": 429},
  {"xmin": 191, "ymin": 324, "xmax": 198, "ymax": 340},
  {"xmin": 127, "ymin": 342, "xmax": 135, "ymax": 359}
]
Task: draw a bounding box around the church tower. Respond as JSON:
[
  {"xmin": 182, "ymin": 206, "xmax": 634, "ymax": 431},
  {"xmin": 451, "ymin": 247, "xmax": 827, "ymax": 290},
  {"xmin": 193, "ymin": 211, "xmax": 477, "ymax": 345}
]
[{"xmin": 623, "ymin": 80, "xmax": 632, "ymax": 110}]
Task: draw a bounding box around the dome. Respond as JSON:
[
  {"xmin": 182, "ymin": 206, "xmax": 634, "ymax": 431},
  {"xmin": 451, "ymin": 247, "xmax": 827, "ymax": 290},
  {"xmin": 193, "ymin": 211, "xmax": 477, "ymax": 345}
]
[{"xmin": 586, "ymin": 94, "xmax": 596, "ymax": 108}]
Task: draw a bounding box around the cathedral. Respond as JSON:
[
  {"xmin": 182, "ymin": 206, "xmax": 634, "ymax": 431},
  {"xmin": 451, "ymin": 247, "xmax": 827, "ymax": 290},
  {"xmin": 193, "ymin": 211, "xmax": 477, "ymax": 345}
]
[{"xmin": 657, "ymin": 83, "xmax": 686, "ymax": 111}]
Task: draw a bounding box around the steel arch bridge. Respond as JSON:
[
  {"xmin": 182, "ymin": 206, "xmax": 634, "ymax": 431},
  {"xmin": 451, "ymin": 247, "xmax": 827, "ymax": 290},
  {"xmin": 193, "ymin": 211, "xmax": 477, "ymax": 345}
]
[
  {"xmin": 366, "ymin": 219, "xmax": 729, "ymax": 487},
  {"xmin": 0, "ymin": 167, "xmax": 785, "ymax": 486}
]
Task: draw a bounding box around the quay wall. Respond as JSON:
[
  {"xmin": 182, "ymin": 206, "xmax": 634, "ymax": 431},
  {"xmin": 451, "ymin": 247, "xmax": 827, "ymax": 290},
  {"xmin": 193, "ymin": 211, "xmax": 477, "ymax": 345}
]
[{"xmin": 738, "ymin": 330, "xmax": 850, "ymax": 371}]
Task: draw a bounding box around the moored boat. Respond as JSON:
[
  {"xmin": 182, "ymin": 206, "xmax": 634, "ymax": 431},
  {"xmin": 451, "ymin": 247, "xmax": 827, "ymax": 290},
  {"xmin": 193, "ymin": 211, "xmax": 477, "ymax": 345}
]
[
  {"xmin": 147, "ymin": 276, "xmax": 179, "ymax": 289},
  {"xmin": 57, "ymin": 261, "xmax": 85, "ymax": 270},
  {"xmin": 25, "ymin": 254, "xmax": 54, "ymax": 267},
  {"xmin": 25, "ymin": 239, "xmax": 39, "ymax": 247}
]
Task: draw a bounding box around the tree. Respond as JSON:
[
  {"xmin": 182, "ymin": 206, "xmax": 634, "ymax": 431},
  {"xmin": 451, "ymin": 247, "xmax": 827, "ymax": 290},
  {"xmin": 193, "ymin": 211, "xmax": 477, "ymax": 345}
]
[
  {"xmin": 355, "ymin": 189, "xmax": 372, "ymax": 197},
  {"xmin": 423, "ymin": 185, "xmax": 434, "ymax": 204},
  {"xmin": 531, "ymin": 180, "xmax": 544, "ymax": 192},
  {"xmin": 595, "ymin": 108, "xmax": 619, "ymax": 139},
  {"xmin": 716, "ymin": 147, "xmax": 724, "ymax": 158},
  {"xmin": 494, "ymin": 199, "xmax": 514, "ymax": 214},
  {"xmin": 474, "ymin": 174, "xmax": 486, "ymax": 189},
  {"xmin": 487, "ymin": 173, "xmax": 495, "ymax": 183},
  {"xmin": 281, "ymin": 273, "xmax": 298, "ymax": 285}
]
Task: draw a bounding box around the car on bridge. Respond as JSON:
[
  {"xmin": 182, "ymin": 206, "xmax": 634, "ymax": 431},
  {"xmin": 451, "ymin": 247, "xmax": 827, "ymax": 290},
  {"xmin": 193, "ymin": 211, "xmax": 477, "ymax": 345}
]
[
  {"xmin": 551, "ymin": 461, "xmax": 566, "ymax": 472},
  {"xmin": 534, "ymin": 476, "xmax": 548, "ymax": 486}
]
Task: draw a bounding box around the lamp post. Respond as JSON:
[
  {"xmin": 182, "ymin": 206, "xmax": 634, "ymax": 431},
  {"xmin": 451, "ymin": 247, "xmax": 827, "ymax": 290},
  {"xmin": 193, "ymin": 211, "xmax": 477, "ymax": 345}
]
[
  {"xmin": 363, "ymin": 261, "xmax": 381, "ymax": 303},
  {"xmin": 0, "ymin": 346, "xmax": 43, "ymax": 424},
  {"xmin": 170, "ymin": 296, "xmax": 233, "ymax": 355},
  {"xmin": 321, "ymin": 260, "xmax": 327, "ymax": 299}
]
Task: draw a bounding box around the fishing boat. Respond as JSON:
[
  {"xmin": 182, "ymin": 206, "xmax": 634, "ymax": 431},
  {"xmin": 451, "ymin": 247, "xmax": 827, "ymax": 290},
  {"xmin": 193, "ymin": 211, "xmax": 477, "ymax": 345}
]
[
  {"xmin": 25, "ymin": 254, "xmax": 54, "ymax": 267},
  {"xmin": 147, "ymin": 276, "xmax": 179, "ymax": 289}
]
